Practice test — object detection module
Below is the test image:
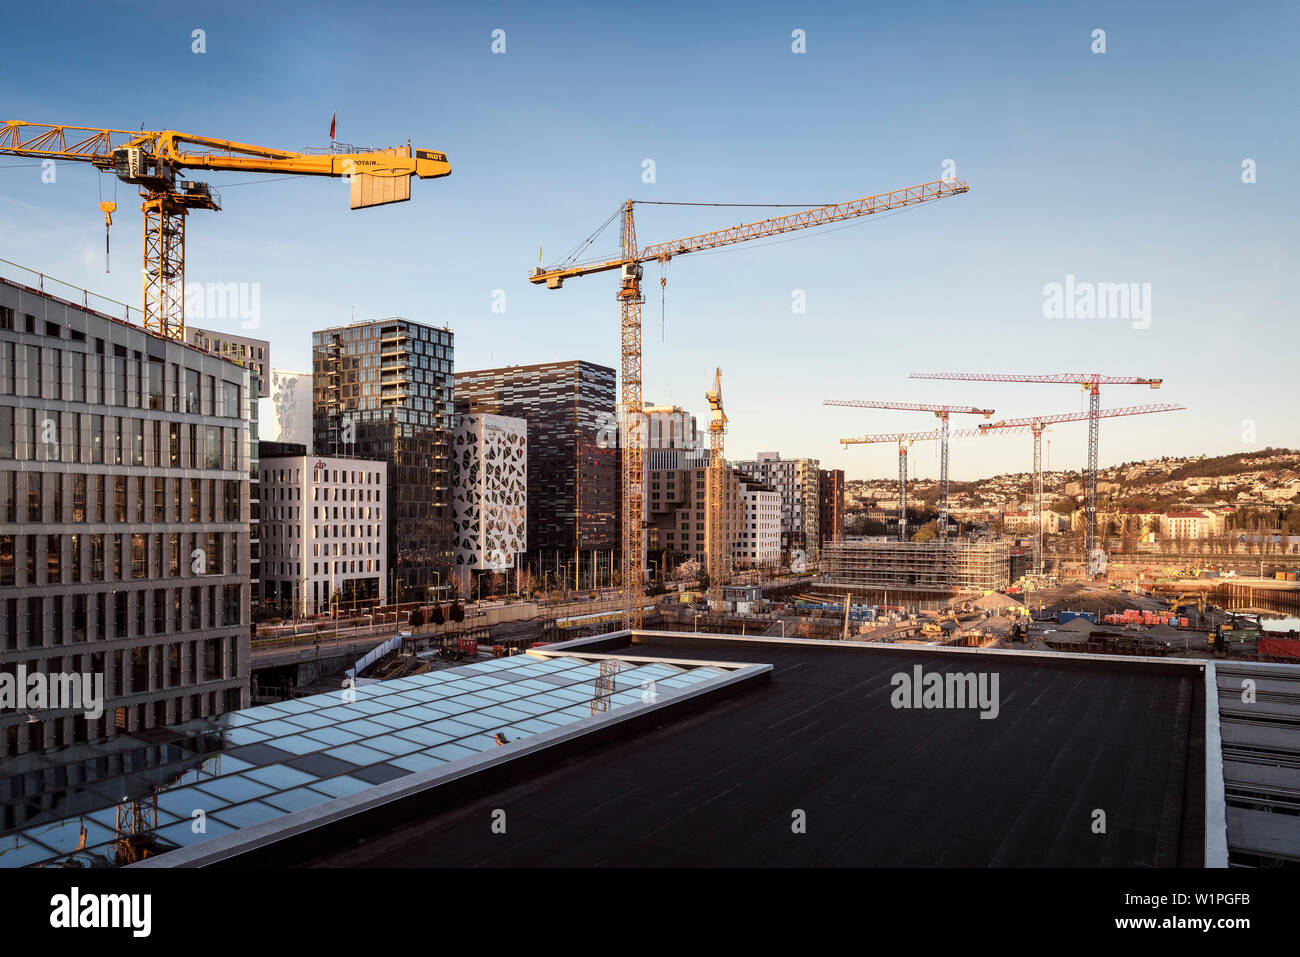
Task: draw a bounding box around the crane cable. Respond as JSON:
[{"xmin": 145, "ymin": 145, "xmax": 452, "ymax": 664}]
[
  {"xmin": 659, "ymin": 261, "xmax": 668, "ymax": 341},
  {"xmin": 554, "ymin": 205, "xmax": 622, "ymax": 269}
]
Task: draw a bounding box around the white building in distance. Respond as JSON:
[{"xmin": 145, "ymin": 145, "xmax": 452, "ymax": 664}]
[
  {"xmin": 735, "ymin": 476, "xmax": 782, "ymax": 568},
  {"xmin": 259, "ymin": 454, "xmax": 387, "ymax": 616},
  {"xmin": 732, "ymin": 451, "xmax": 821, "ymax": 559},
  {"xmin": 452, "ymin": 414, "xmax": 527, "ymax": 590}
]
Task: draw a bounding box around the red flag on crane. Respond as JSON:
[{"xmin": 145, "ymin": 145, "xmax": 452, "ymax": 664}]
[{"xmin": 329, "ymin": 111, "xmax": 336, "ymax": 140}]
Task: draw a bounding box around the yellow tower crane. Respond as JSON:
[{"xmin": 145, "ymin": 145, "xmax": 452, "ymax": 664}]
[
  {"xmin": 0, "ymin": 121, "xmax": 451, "ymax": 341},
  {"xmin": 706, "ymin": 367, "xmax": 728, "ymax": 609},
  {"xmin": 529, "ymin": 178, "xmax": 970, "ymax": 628}
]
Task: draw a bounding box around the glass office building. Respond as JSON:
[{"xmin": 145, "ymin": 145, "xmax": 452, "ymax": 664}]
[
  {"xmin": 312, "ymin": 319, "xmax": 454, "ymax": 598},
  {"xmin": 0, "ymin": 279, "xmax": 252, "ymax": 759}
]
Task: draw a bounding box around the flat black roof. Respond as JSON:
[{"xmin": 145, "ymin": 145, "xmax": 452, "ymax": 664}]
[{"xmin": 302, "ymin": 636, "xmax": 1203, "ymax": 867}]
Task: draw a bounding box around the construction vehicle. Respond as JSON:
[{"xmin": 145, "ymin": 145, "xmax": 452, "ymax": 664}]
[
  {"xmin": 0, "ymin": 121, "xmax": 451, "ymax": 341},
  {"xmin": 1165, "ymin": 592, "xmax": 1207, "ymax": 615},
  {"xmin": 922, "ymin": 613, "xmax": 960, "ymax": 637},
  {"xmin": 824, "ymin": 400, "xmax": 994, "ymax": 540},
  {"xmin": 910, "ymin": 373, "xmax": 1168, "ymax": 577},
  {"xmin": 529, "ymin": 178, "xmax": 970, "ymax": 628}
]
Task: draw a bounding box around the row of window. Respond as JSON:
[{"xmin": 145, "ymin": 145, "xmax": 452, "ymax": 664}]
[
  {"xmin": 262, "ymin": 507, "xmax": 383, "ymax": 525},
  {"xmin": 1, "ymin": 588, "xmax": 242, "ymax": 652},
  {"xmin": 0, "ymin": 335, "xmax": 242, "ymax": 417},
  {"xmin": 1, "ymin": 471, "xmax": 241, "ymax": 525},
  {"xmin": 263, "ymin": 558, "xmax": 382, "ymax": 579},
  {"xmin": 0, "ymin": 530, "xmax": 240, "ymax": 587},
  {"xmin": 0, "ymin": 407, "xmax": 242, "ymax": 470}
]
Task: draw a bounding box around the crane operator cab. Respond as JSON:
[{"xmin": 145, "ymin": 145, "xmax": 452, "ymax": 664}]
[{"xmin": 112, "ymin": 146, "xmax": 158, "ymax": 183}]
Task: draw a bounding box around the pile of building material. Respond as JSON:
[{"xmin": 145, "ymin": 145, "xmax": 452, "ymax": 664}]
[{"xmin": 972, "ymin": 592, "xmax": 1022, "ymax": 612}]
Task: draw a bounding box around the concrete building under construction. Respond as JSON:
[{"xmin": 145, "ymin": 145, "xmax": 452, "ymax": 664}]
[{"xmin": 821, "ymin": 540, "xmax": 1010, "ymax": 595}]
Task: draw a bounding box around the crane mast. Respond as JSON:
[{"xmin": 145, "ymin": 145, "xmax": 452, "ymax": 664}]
[
  {"xmin": 619, "ymin": 201, "xmax": 644, "ymax": 625},
  {"xmin": 706, "ymin": 368, "xmax": 728, "ymax": 607},
  {"xmin": 532, "ymin": 178, "xmax": 969, "ymax": 629}
]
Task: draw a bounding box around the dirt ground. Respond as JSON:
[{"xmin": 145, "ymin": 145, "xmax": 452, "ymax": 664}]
[{"xmin": 1025, "ymin": 582, "xmax": 1160, "ymax": 618}]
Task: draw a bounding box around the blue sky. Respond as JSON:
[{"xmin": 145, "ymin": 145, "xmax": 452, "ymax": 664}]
[{"xmin": 1, "ymin": 0, "xmax": 1295, "ymax": 481}]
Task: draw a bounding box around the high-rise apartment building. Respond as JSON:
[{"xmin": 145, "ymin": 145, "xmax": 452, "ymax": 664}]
[
  {"xmin": 732, "ymin": 452, "xmax": 821, "ymax": 560},
  {"xmin": 0, "ymin": 280, "xmax": 252, "ymax": 758},
  {"xmin": 642, "ymin": 403, "xmax": 704, "ymax": 470},
  {"xmin": 645, "ymin": 465, "xmax": 743, "ymax": 578},
  {"xmin": 312, "ymin": 318, "xmax": 454, "ymax": 596},
  {"xmin": 454, "ymin": 361, "xmax": 616, "ymax": 588},
  {"xmin": 186, "ymin": 328, "xmax": 270, "ymax": 398},
  {"xmin": 819, "ymin": 468, "xmax": 845, "ymax": 550}
]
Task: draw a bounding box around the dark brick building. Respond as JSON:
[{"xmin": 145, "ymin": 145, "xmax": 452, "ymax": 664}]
[
  {"xmin": 454, "ymin": 361, "xmax": 616, "ymax": 589},
  {"xmin": 819, "ymin": 468, "xmax": 845, "ymax": 550}
]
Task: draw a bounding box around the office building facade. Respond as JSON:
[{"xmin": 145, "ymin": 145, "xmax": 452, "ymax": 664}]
[
  {"xmin": 259, "ymin": 454, "xmax": 387, "ymax": 616},
  {"xmin": 454, "ymin": 361, "xmax": 616, "ymax": 588},
  {"xmin": 645, "ymin": 465, "xmax": 743, "ymax": 579},
  {"xmin": 0, "ymin": 281, "xmax": 252, "ymax": 758},
  {"xmin": 312, "ymin": 318, "xmax": 454, "ymax": 597},
  {"xmin": 451, "ymin": 414, "xmax": 527, "ymax": 593}
]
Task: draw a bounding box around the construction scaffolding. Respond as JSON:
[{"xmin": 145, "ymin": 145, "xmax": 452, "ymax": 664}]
[{"xmin": 821, "ymin": 541, "xmax": 1010, "ymax": 594}]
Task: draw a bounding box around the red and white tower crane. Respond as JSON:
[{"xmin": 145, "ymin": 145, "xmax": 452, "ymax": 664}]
[
  {"xmin": 977, "ymin": 404, "xmax": 1186, "ymax": 574},
  {"xmin": 909, "ymin": 373, "xmax": 1164, "ymax": 575},
  {"xmin": 824, "ymin": 400, "xmax": 993, "ymax": 540}
]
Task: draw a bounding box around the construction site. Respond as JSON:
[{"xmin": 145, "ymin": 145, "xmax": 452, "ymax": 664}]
[
  {"xmin": 0, "ymin": 12, "xmax": 1297, "ymax": 951},
  {"xmin": 820, "ymin": 540, "xmax": 1010, "ymax": 596}
]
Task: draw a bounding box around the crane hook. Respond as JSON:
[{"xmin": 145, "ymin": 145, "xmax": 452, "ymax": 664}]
[{"xmin": 99, "ymin": 201, "xmax": 117, "ymax": 273}]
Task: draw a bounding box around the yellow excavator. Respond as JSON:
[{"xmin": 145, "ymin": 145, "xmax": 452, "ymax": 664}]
[
  {"xmin": 1165, "ymin": 592, "xmax": 1207, "ymax": 615},
  {"xmin": 922, "ymin": 613, "xmax": 960, "ymax": 637}
]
